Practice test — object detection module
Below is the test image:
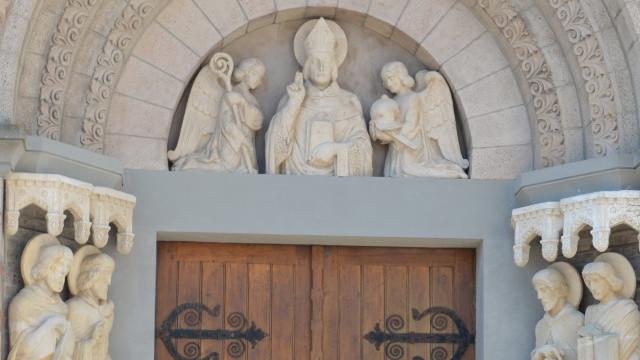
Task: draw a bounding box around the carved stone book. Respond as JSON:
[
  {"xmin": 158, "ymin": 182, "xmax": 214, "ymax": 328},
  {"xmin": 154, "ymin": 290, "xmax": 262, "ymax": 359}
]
[{"xmin": 307, "ymin": 119, "xmax": 334, "ymax": 161}]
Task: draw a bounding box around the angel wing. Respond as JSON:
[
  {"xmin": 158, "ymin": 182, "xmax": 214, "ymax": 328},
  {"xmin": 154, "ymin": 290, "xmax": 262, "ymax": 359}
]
[
  {"xmin": 416, "ymin": 70, "xmax": 469, "ymax": 169},
  {"xmin": 167, "ymin": 63, "xmax": 226, "ymax": 161}
]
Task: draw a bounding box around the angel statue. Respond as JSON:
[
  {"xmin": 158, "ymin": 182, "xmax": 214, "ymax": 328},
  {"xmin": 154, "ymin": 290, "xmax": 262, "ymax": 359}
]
[
  {"xmin": 168, "ymin": 53, "xmax": 266, "ymax": 173},
  {"xmin": 370, "ymin": 61, "xmax": 469, "ymax": 178}
]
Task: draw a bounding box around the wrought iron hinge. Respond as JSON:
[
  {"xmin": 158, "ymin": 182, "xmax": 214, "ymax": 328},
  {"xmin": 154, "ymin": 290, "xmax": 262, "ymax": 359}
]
[
  {"xmin": 158, "ymin": 303, "xmax": 268, "ymax": 360},
  {"xmin": 364, "ymin": 306, "xmax": 475, "ymax": 360}
]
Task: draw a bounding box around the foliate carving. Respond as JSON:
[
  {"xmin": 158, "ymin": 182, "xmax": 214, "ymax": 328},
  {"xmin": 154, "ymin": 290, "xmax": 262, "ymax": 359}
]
[
  {"xmin": 512, "ymin": 191, "xmax": 640, "ymax": 266},
  {"xmin": 511, "ymin": 202, "xmax": 563, "ymax": 267},
  {"xmin": 81, "ymin": 1, "xmax": 154, "ymax": 152},
  {"xmin": 560, "ymin": 191, "xmax": 640, "ymax": 257},
  {"xmin": 37, "ymin": 0, "xmax": 101, "ymax": 140},
  {"xmin": 91, "ymin": 187, "xmax": 136, "ymax": 254},
  {"xmin": 4, "ymin": 173, "xmax": 137, "ymax": 253},
  {"xmin": 4, "ymin": 173, "xmax": 93, "ymax": 242},
  {"xmin": 479, "ymin": 0, "xmax": 565, "ymax": 167},
  {"xmin": 549, "ymin": 0, "xmax": 619, "ymax": 156}
]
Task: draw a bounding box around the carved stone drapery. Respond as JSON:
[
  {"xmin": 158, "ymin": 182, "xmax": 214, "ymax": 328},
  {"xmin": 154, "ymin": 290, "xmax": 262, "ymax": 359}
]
[
  {"xmin": 81, "ymin": 1, "xmax": 155, "ymax": 152},
  {"xmin": 3, "ymin": 172, "xmax": 136, "ymax": 253},
  {"xmin": 512, "ymin": 202, "xmax": 563, "ymax": 266},
  {"xmin": 548, "ymin": 0, "xmax": 619, "ymax": 156},
  {"xmin": 37, "ymin": 0, "xmax": 102, "ymax": 140},
  {"xmin": 512, "ymin": 191, "xmax": 640, "ymax": 266},
  {"xmin": 479, "ymin": 0, "xmax": 566, "ymax": 167}
]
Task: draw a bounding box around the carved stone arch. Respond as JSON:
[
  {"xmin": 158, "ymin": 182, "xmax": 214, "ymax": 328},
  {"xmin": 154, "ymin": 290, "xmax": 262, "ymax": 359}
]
[
  {"xmin": 100, "ymin": 0, "xmax": 539, "ymax": 178},
  {"xmin": 533, "ymin": 0, "xmax": 638, "ymax": 158}
]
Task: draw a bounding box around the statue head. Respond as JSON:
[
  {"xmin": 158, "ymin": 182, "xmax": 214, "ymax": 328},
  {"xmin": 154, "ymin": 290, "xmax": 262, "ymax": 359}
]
[
  {"xmin": 583, "ymin": 261, "xmax": 623, "ymax": 302},
  {"xmin": 533, "ymin": 268, "xmax": 569, "ymax": 314},
  {"xmin": 233, "ymin": 58, "xmax": 266, "ymax": 91},
  {"xmin": 381, "ymin": 61, "xmax": 415, "ymax": 94},
  {"xmin": 303, "ymin": 19, "xmax": 339, "ymax": 89},
  {"xmin": 532, "ymin": 262, "xmax": 582, "ymax": 316},
  {"xmin": 68, "ymin": 246, "xmax": 116, "ymax": 302},
  {"xmin": 77, "ymin": 253, "xmax": 115, "ymax": 301},
  {"xmin": 31, "ymin": 244, "xmax": 73, "ymax": 293},
  {"xmin": 371, "ymin": 95, "xmax": 400, "ymax": 128}
]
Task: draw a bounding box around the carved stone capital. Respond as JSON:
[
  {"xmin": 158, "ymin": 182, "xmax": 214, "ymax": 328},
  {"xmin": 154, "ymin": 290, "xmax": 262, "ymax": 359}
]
[
  {"xmin": 4, "ymin": 172, "xmax": 136, "ymax": 253},
  {"xmin": 4, "ymin": 173, "xmax": 93, "ymax": 241},
  {"xmin": 511, "ymin": 202, "xmax": 563, "ymax": 266},
  {"xmin": 560, "ymin": 191, "xmax": 640, "ymax": 255},
  {"xmin": 91, "ymin": 187, "xmax": 136, "ymax": 254},
  {"xmin": 513, "ymin": 190, "xmax": 640, "ymax": 266}
]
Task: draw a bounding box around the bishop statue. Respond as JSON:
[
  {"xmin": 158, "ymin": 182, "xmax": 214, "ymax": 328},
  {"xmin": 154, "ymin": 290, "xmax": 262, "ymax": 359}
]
[{"xmin": 265, "ymin": 18, "xmax": 372, "ymax": 176}]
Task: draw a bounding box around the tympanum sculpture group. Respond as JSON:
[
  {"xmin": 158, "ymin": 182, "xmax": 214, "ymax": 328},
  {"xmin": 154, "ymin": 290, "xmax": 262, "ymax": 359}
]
[
  {"xmin": 531, "ymin": 254, "xmax": 640, "ymax": 360},
  {"xmin": 169, "ymin": 18, "xmax": 468, "ymax": 179},
  {"xmin": 8, "ymin": 234, "xmax": 116, "ymax": 360}
]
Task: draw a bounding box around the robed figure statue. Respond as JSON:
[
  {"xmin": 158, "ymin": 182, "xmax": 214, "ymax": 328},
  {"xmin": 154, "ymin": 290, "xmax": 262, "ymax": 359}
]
[
  {"xmin": 578, "ymin": 253, "xmax": 640, "ymax": 360},
  {"xmin": 370, "ymin": 62, "xmax": 468, "ymax": 178},
  {"xmin": 265, "ymin": 18, "xmax": 373, "ymax": 176},
  {"xmin": 67, "ymin": 245, "xmax": 116, "ymax": 360},
  {"xmin": 531, "ymin": 262, "xmax": 584, "ymax": 360},
  {"xmin": 8, "ymin": 234, "xmax": 75, "ymax": 360},
  {"xmin": 169, "ymin": 53, "xmax": 266, "ymax": 173}
]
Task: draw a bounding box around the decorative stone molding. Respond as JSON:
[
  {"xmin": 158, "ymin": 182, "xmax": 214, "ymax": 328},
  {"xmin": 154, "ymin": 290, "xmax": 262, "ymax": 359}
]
[
  {"xmin": 3, "ymin": 172, "xmax": 137, "ymax": 254},
  {"xmin": 4, "ymin": 173, "xmax": 93, "ymax": 242},
  {"xmin": 548, "ymin": 0, "xmax": 618, "ymax": 156},
  {"xmin": 81, "ymin": 1, "xmax": 155, "ymax": 152},
  {"xmin": 512, "ymin": 202, "xmax": 563, "ymax": 266},
  {"xmin": 512, "ymin": 191, "xmax": 640, "ymax": 266},
  {"xmin": 37, "ymin": 0, "xmax": 101, "ymax": 140},
  {"xmin": 479, "ymin": 0, "xmax": 565, "ymax": 167},
  {"xmin": 91, "ymin": 186, "xmax": 136, "ymax": 254},
  {"xmin": 560, "ymin": 191, "xmax": 640, "ymax": 257}
]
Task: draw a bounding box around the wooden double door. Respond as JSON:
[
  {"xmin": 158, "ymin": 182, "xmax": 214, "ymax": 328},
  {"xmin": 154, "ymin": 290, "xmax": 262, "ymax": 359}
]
[{"xmin": 155, "ymin": 243, "xmax": 475, "ymax": 360}]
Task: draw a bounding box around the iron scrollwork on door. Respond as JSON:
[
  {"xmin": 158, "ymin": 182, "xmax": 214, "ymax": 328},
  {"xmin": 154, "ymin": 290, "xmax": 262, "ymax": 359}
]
[
  {"xmin": 158, "ymin": 303, "xmax": 267, "ymax": 360},
  {"xmin": 364, "ymin": 307, "xmax": 475, "ymax": 360}
]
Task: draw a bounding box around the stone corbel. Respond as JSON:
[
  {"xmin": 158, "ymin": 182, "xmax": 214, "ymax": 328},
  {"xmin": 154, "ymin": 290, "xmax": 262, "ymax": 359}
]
[
  {"xmin": 4, "ymin": 173, "xmax": 93, "ymax": 243},
  {"xmin": 91, "ymin": 187, "xmax": 136, "ymax": 254},
  {"xmin": 560, "ymin": 191, "xmax": 640, "ymax": 257},
  {"xmin": 511, "ymin": 202, "xmax": 563, "ymax": 267},
  {"xmin": 4, "ymin": 172, "xmax": 137, "ymax": 253}
]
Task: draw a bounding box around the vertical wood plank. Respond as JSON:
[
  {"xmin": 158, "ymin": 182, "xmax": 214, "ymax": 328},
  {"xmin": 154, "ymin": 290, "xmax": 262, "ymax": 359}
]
[
  {"xmin": 456, "ymin": 250, "xmax": 476, "ymax": 360},
  {"xmin": 248, "ymin": 264, "xmax": 271, "ymax": 360},
  {"xmin": 386, "ymin": 266, "xmax": 408, "ymax": 360},
  {"xmin": 409, "ymin": 266, "xmax": 430, "ymax": 359},
  {"xmin": 294, "ymin": 248, "xmax": 312, "ymax": 360},
  {"xmin": 362, "ymin": 265, "xmax": 385, "ymax": 360},
  {"xmin": 311, "ymin": 246, "xmax": 325, "ymax": 360},
  {"xmin": 155, "ymin": 243, "xmax": 177, "ymax": 360},
  {"xmin": 224, "ymin": 263, "xmax": 248, "ymax": 360},
  {"xmin": 201, "ymin": 262, "xmax": 225, "ymax": 358},
  {"xmin": 432, "ymin": 266, "xmax": 455, "ymax": 359},
  {"xmin": 338, "ymin": 264, "xmax": 362, "ymax": 359},
  {"xmin": 271, "ymin": 264, "xmax": 294, "ymax": 360},
  {"xmin": 321, "ymin": 247, "xmax": 339, "ymax": 360},
  {"xmin": 177, "ymin": 261, "xmax": 202, "ymax": 359}
]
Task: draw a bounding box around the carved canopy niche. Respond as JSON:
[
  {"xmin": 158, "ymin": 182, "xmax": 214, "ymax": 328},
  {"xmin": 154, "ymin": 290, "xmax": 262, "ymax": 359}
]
[{"xmin": 4, "ymin": 172, "xmax": 136, "ymax": 254}]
